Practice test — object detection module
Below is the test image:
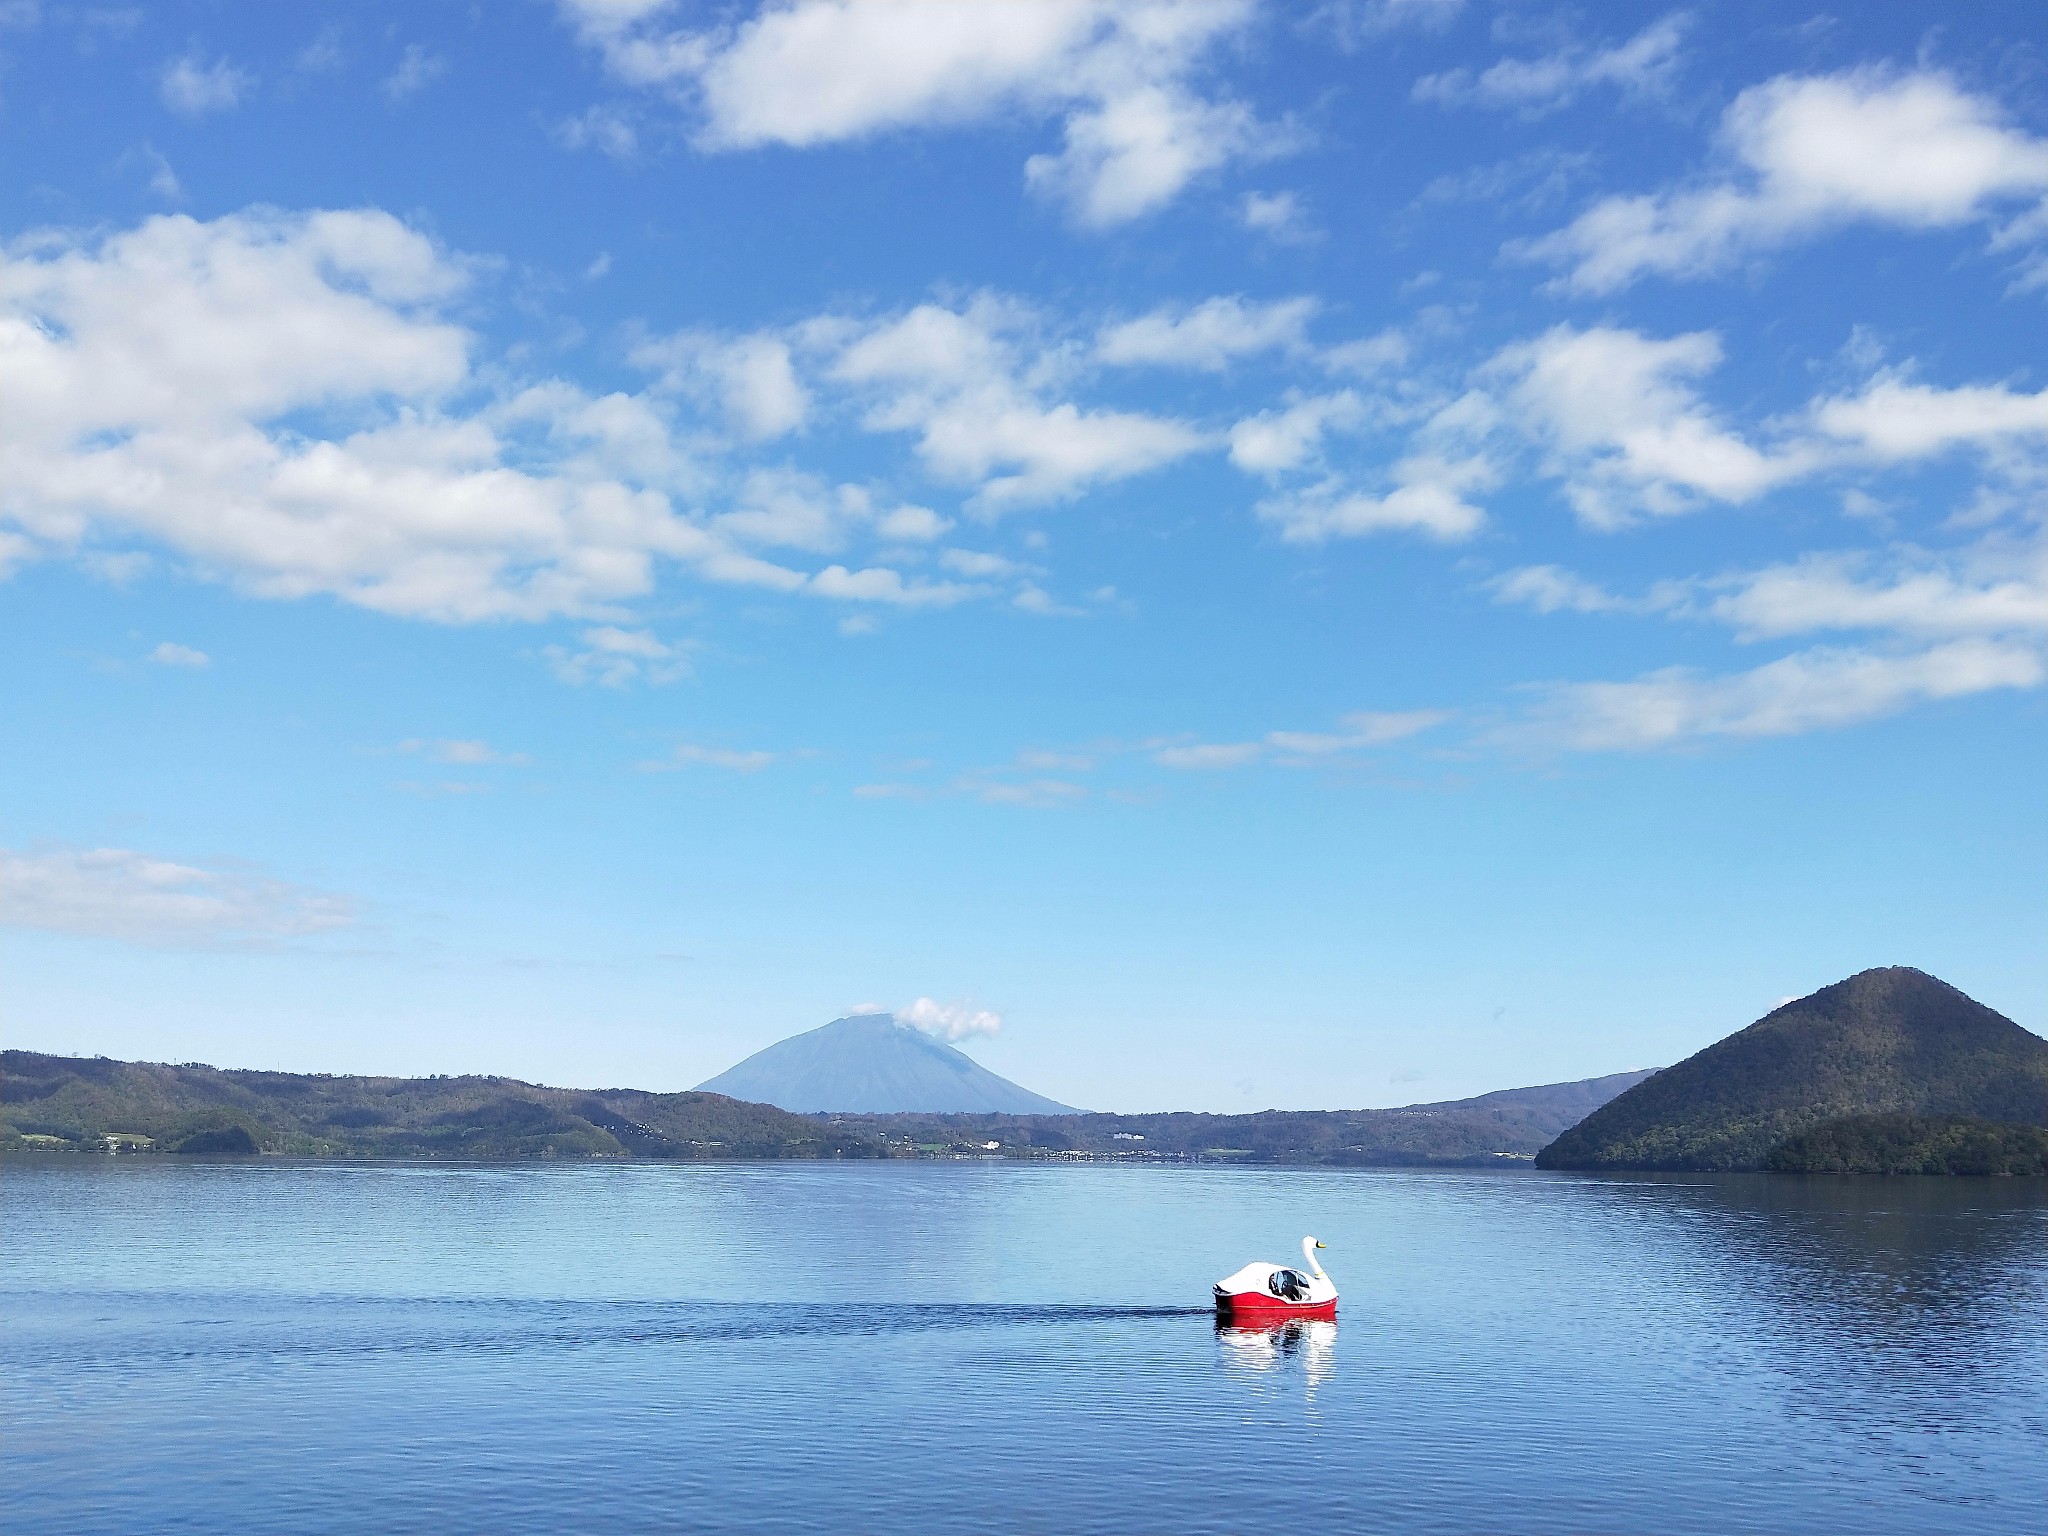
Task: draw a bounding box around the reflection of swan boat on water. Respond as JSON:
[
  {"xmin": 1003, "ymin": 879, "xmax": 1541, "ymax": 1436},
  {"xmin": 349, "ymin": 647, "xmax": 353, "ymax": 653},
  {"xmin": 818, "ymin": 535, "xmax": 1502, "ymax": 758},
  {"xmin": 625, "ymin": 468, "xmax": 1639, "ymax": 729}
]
[
  {"xmin": 1213, "ymin": 1235, "xmax": 1337, "ymax": 1322},
  {"xmin": 1216, "ymin": 1317, "xmax": 1338, "ymax": 1390}
]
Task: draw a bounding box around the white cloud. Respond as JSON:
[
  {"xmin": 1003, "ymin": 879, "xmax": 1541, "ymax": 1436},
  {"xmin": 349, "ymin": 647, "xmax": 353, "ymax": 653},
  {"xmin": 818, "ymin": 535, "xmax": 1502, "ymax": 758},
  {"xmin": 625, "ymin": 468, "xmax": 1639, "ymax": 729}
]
[
  {"xmin": 134, "ymin": 144, "xmax": 183, "ymax": 201},
  {"xmin": 710, "ymin": 477, "xmax": 954, "ymax": 553},
  {"xmin": 1495, "ymin": 542, "xmax": 2048, "ymax": 644},
  {"xmin": 807, "ymin": 563, "xmax": 980, "ymax": 606},
  {"xmin": 1699, "ymin": 548, "xmax": 2048, "ymax": 642},
  {"xmin": 1489, "ymin": 564, "xmax": 1637, "ymax": 616},
  {"xmin": 1496, "ymin": 534, "xmax": 2047, "ymax": 749},
  {"xmin": 1809, "ymin": 377, "xmax": 2048, "ymax": 462},
  {"xmin": 1233, "ymin": 370, "xmax": 1499, "ymax": 544},
  {"xmin": 0, "ymin": 845, "xmax": 353, "ymax": 948},
  {"xmin": 2, "ymin": 208, "xmax": 1027, "ymax": 627},
  {"xmin": 543, "ymin": 626, "xmax": 690, "ymax": 686},
  {"xmin": 572, "ymin": 0, "xmax": 1096, "ymax": 127},
  {"xmin": 829, "ymin": 297, "xmax": 1203, "ymax": 506},
  {"xmin": 148, "ymin": 640, "xmax": 210, "ymax": 667},
  {"xmin": 383, "ymin": 44, "xmax": 446, "ymax": 102},
  {"xmin": 1097, "ymin": 296, "xmax": 1317, "ymax": 370},
  {"xmin": 1018, "ymin": 749, "xmax": 1095, "ymax": 771},
  {"xmin": 1462, "ymin": 329, "xmax": 2048, "ymax": 748},
  {"xmin": 898, "ymin": 995, "xmax": 1002, "ymax": 1040},
  {"xmin": 1490, "ymin": 325, "xmax": 1809, "ymax": 527},
  {"xmin": 666, "ymin": 743, "xmax": 777, "ymax": 771},
  {"xmin": 873, "ymin": 502, "xmax": 950, "ymax": 542},
  {"xmin": 398, "ymin": 738, "xmax": 530, "ymax": 765},
  {"xmin": 1023, "ymin": 64, "xmax": 1271, "ymax": 229},
  {"xmin": 1229, "ymin": 391, "xmax": 1364, "ymax": 473},
  {"xmin": 159, "ymin": 52, "xmax": 251, "ymax": 115},
  {"xmin": 1233, "ymin": 322, "xmax": 2046, "ymax": 546},
  {"xmin": 0, "ymin": 210, "xmax": 665, "ymax": 623},
  {"xmin": 1526, "ymin": 70, "xmax": 2048, "ymax": 292},
  {"xmin": 556, "ymin": 104, "xmax": 639, "ymax": 158},
  {"xmin": 974, "ymin": 776, "xmax": 1088, "ymax": 805},
  {"xmin": 1473, "ymin": 330, "xmax": 2048, "ymax": 529},
  {"xmin": 1258, "ymin": 455, "xmax": 1493, "ymax": 542},
  {"xmin": 713, "ymin": 468, "xmax": 850, "ymax": 552},
  {"xmin": 1241, "ymin": 190, "xmax": 1314, "ymax": 242},
  {"xmin": 297, "ymin": 25, "xmax": 347, "ymax": 74},
  {"xmin": 1319, "ymin": 329, "xmax": 1408, "ymax": 377},
  {"xmin": 1993, "ymin": 200, "xmax": 2048, "ymax": 292},
  {"xmin": 1155, "ymin": 709, "xmax": 1448, "ymax": 769},
  {"xmin": 1414, "ymin": 13, "xmax": 1688, "ymax": 115},
  {"xmin": 940, "ymin": 549, "xmax": 1028, "ymax": 579},
  {"xmin": 1418, "ymin": 147, "xmax": 1596, "ymax": 219},
  {"xmin": 498, "ymin": 382, "xmax": 706, "ymax": 496},
  {"xmin": 1154, "ymin": 740, "xmax": 1262, "ymax": 769},
  {"xmin": 5, "ymin": 209, "xmax": 469, "ymax": 430},
  {"xmin": 1265, "ymin": 709, "xmax": 1449, "ymax": 755},
  {"xmin": 634, "ymin": 329, "xmax": 809, "ymax": 439},
  {"xmin": 1317, "ymin": 0, "xmax": 1464, "ymax": 44},
  {"xmin": 559, "ymin": 0, "xmax": 1269, "ymax": 226},
  {"xmin": 1519, "ymin": 638, "xmax": 2043, "ymax": 750}
]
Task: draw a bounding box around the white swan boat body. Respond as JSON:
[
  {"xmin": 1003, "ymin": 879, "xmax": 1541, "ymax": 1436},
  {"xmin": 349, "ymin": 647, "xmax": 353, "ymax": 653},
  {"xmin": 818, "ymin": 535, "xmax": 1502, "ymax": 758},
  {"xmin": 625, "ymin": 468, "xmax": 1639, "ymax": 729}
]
[{"xmin": 1214, "ymin": 1235, "xmax": 1338, "ymax": 1321}]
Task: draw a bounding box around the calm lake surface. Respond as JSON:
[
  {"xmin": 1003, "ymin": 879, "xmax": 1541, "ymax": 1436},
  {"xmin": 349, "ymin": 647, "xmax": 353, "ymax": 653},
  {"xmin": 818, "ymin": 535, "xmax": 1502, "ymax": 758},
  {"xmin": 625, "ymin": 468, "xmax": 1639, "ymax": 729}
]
[{"xmin": 4, "ymin": 1158, "xmax": 2045, "ymax": 1534}]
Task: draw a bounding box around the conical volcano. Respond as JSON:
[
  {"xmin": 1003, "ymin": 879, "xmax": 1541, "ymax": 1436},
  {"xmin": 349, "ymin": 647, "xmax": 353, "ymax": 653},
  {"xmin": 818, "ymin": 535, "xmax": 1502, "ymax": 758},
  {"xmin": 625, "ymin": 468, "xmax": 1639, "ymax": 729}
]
[
  {"xmin": 695, "ymin": 1015, "xmax": 1080, "ymax": 1114},
  {"xmin": 1536, "ymin": 967, "xmax": 2047, "ymax": 1171}
]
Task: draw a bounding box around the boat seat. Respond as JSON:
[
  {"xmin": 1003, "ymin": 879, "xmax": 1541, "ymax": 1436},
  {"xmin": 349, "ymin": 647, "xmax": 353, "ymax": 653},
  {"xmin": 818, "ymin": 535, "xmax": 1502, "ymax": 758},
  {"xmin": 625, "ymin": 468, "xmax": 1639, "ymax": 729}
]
[{"xmin": 1268, "ymin": 1268, "xmax": 1310, "ymax": 1301}]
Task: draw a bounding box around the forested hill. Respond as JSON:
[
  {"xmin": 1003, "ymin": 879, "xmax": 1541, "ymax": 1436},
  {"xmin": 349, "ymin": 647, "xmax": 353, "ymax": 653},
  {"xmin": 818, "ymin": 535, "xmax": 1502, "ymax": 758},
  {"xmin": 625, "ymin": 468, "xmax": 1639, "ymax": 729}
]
[
  {"xmin": 0, "ymin": 1052, "xmax": 878, "ymax": 1159},
  {"xmin": 823, "ymin": 1070, "xmax": 1657, "ymax": 1164},
  {"xmin": 2, "ymin": 1051, "xmax": 1651, "ymax": 1164},
  {"xmin": 1536, "ymin": 968, "xmax": 2048, "ymax": 1172}
]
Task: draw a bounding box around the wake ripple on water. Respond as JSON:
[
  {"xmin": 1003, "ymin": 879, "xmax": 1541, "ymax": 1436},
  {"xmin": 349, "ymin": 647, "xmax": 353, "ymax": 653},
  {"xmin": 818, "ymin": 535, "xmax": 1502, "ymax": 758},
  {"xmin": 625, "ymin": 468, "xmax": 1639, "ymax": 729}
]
[{"xmin": 4, "ymin": 1291, "xmax": 1217, "ymax": 1370}]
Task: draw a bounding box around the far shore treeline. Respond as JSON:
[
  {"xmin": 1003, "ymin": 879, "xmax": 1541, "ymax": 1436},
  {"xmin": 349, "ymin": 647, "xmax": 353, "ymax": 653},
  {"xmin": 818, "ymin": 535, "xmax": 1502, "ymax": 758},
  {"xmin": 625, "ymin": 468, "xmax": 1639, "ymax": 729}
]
[
  {"xmin": 0, "ymin": 1051, "xmax": 1650, "ymax": 1167},
  {"xmin": 6, "ymin": 968, "xmax": 2044, "ymax": 1175}
]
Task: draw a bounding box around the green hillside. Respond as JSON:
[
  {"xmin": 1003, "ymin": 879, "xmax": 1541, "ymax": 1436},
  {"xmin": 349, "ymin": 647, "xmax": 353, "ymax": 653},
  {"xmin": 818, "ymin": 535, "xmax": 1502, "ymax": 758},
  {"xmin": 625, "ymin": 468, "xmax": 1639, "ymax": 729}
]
[
  {"xmin": 1764, "ymin": 1114, "xmax": 2048, "ymax": 1176},
  {"xmin": 827, "ymin": 1070, "xmax": 1656, "ymax": 1164},
  {"xmin": 1536, "ymin": 968, "xmax": 2048, "ymax": 1172},
  {"xmin": 0, "ymin": 1052, "xmax": 879, "ymax": 1159},
  {"xmin": 2, "ymin": 1049, "xmax": 1653, "ymax": 1164}
]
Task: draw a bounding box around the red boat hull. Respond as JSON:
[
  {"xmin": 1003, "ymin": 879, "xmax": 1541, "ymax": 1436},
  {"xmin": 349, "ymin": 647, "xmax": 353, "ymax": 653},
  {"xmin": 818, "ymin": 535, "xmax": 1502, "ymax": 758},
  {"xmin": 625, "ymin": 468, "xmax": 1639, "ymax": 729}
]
[{"xmin": 1214, "ymin": 1292, "xmax": 1337, "ymax": 1322}]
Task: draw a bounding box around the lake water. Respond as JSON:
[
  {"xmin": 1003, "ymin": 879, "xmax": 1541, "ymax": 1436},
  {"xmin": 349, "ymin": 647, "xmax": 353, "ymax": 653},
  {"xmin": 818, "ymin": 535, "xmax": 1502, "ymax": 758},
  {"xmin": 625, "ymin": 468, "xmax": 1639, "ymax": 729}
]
[{"xmin": 4, "ymin": 1158, "xmax": 2044, "ymax": 1534}]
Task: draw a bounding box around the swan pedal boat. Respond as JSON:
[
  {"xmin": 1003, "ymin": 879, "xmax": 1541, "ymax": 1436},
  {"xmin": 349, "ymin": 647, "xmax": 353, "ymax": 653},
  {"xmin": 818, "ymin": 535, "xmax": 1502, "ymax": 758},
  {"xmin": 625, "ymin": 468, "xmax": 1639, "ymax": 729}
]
[{"xmin": 1214, "ymin": 1236, "xmax": 1337, "ymax": 1322}]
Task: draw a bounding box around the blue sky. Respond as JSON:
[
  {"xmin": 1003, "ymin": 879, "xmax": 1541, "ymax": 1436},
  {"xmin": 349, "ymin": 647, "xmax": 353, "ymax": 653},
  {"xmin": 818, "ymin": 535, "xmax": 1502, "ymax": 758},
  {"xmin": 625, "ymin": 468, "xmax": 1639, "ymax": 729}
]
[{"xmin": 3, "ymin": 0, "xmax": 2043, "ymax": 1111}]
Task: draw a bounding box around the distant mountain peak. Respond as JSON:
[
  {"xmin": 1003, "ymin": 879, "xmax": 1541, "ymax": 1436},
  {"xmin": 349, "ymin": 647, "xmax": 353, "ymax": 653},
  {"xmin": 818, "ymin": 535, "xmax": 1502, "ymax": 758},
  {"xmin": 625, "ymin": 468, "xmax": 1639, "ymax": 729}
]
[{"xmin": 695, "ymin": 1014, "xmax": 1080, "ymax": 1114}]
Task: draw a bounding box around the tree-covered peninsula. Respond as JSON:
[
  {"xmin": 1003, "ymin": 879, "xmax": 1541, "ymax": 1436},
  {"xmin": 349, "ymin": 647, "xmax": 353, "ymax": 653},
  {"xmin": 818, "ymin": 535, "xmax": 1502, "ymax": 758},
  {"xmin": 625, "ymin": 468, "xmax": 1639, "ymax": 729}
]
[
  {"xmin": 1763, "ymin": 1113, "xmax": 2048, "ymax": 1175},
  {"xmin": 1536, "ymin": 968, "xmax": 2048, "ymax": 1173}
]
